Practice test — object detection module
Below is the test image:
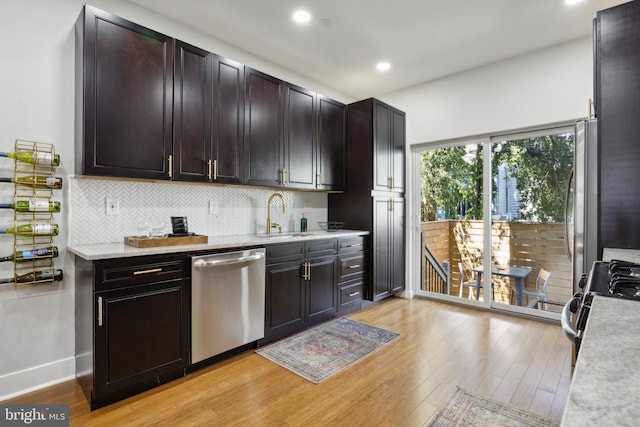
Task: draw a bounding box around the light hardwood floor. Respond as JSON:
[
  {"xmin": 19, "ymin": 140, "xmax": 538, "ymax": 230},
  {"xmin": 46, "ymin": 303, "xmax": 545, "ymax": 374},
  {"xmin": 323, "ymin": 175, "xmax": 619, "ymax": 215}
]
[{"xmin": 3, "ymin": 297, "xmax": 572, "ymax": 426}]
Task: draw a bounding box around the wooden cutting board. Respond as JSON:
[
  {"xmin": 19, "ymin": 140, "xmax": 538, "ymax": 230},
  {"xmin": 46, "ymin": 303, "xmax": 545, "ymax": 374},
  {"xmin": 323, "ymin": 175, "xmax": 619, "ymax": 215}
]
[{"xmin": 124, "ymin": 235, "xmax": 208, "ymax": 248}]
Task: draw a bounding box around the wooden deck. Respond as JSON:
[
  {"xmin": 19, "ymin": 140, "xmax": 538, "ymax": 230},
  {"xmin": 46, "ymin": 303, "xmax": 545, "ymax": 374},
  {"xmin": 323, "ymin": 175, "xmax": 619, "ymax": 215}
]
[{"xmin": 2, "ymin": 297, "xmax": 572, "ymax": 426}]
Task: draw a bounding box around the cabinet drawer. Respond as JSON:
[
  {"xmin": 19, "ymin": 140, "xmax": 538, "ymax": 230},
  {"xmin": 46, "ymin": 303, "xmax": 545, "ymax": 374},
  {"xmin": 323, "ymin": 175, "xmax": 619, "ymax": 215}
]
[
  {"xmin": 266, "ymin": 242, "xmax": 305, "ymax": 264},
  {"xmin": 305, "ymin": 238, "xmax": 337, "ymax": 258},
  {"xmin": 338, "ymin": 279, "xmax": 364, "ymax": 307},
  {"xmin": 95, "ymin": 254, "xmax": 189, "ymax": 291},
  {"xmin": 338, "ymin": 236, "xmax": 366, "ymax": 253},
  {"xmin": 338, "ymin": 252, "xmax": 365, "ymax": 282}
]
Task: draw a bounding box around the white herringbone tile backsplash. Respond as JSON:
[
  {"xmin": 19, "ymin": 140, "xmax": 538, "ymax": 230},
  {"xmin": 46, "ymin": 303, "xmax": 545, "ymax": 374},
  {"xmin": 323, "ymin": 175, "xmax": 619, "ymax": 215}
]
[{"xmin": 69, "ymin": 177, "xmax": 328, "ymax": 245}]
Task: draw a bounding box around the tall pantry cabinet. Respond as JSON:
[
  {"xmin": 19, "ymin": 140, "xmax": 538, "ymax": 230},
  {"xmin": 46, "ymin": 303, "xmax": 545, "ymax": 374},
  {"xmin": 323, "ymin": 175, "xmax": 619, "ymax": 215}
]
[
  {"xmin": 594, "ymin": 1, "xmax": 640, "ymax": 256},
  {"xmin": 328, "ymin": 98, "xmax": 406, "ymax": 301}
]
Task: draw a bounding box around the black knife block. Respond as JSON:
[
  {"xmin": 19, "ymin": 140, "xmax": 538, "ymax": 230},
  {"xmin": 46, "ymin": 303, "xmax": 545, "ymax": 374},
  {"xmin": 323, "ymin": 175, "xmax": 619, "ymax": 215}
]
[{"xmin": 169, "ymin": 216, "xmax": 194, "ymax": 237}]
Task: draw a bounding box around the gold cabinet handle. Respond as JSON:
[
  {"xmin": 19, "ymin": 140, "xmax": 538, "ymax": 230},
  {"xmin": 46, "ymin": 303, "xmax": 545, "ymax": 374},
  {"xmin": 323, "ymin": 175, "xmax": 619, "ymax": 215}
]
[
  {"xmin": 133, "ymin": 268, "xmax": 162, "ymax": 276},
  {"xmin": 213, "ymin": 159, "xmax": 218, "ymax": 180},
  {"xmin": 388, "ymin": 198, "xmax": 394, "ymax": 211},
  {"xmin": 347, "ymin": 243, "xmax": 362, "ymax": 248},
  {"xmin": 348, "ymin": 264, "xmax": 361, "ymax": 269},
  {"xmin": 303, "ymin": 262, "xmax": 310, "ymax": 281},
  {"xmin": 207, "ymin": 159, "xmax": 212, "ymax": 180},
  {"xmin": 168, "ymin": 155, "xmax": 173, "ymax": 178},
  {"xmin": 317, "ymin": 173, "xmax": 322, "ymax": 185},
  {"xmin": 283, "ymin": 169, "xmax": 289, "ymax": 185},
  {"xmin": 348, "ymin": 291, "xmax": 360, "ymax": 297}
]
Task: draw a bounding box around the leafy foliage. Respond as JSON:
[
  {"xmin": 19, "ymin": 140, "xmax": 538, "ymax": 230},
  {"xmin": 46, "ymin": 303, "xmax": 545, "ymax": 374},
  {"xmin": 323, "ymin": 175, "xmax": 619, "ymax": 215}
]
[{"xmin": 421, "ymin": 133, "xmax": 574, "ymax": 222}]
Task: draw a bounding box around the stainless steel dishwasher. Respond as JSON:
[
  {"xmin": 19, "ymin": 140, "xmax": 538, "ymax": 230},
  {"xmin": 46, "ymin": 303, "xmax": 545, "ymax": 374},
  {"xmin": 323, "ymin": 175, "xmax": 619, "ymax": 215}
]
[{"xmin": 191, "ymin": 248, "xmax": 265, "ymax": 363}]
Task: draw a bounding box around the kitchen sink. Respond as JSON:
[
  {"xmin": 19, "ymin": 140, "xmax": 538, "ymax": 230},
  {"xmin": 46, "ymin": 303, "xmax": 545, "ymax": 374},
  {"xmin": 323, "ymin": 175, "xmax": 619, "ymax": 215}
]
[{"xmin": 256, "ymin": 233, "xmax": 303, "ymax": 239}]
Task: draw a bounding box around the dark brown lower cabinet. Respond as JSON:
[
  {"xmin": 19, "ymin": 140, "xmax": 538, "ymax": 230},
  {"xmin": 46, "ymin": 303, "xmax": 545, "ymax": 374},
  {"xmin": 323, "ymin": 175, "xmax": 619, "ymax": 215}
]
[
  {"xmin": 261, "ymin": 239, "xmax": 338, "ymax": 344},
  {"xmin": 75, "ymin": 254, "xmax": 190, "ymax": 410}
]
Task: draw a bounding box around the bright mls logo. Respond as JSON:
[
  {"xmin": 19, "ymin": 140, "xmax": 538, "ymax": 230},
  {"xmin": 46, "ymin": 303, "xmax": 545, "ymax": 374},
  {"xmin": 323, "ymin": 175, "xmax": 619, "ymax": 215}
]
[{"xmin": 0, "ymin": 405, "xmax": 68, "ymax": 426}]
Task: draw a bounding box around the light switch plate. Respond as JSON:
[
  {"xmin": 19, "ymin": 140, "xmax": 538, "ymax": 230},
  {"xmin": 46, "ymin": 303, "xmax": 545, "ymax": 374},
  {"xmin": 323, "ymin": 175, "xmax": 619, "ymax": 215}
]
[
  {"xmin": 106, "ymin": 198, "xmax": 119, "ymax": 216},
  {"xmin": 209, "ymin": 199, "xmax": 219, "ymax": 215}
]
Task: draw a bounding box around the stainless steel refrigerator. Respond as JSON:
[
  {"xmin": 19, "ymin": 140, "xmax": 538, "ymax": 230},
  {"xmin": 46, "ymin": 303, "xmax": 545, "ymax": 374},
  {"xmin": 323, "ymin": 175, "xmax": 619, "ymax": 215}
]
[{"xmin": 567, "ymin": 119, "xmax": 598, "ymax": 293}]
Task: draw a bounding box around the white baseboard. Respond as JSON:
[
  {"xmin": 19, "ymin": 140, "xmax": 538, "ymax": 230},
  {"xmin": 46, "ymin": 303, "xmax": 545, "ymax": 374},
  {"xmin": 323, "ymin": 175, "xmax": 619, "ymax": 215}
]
[{"xmin": 0, "ymin": 357, "xmax": 76, "ymax": 401}]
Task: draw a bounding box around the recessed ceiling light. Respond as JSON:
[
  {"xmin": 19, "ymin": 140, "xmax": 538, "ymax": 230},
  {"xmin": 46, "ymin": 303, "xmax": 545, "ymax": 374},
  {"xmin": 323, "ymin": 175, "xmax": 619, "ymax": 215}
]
[
  {"xmin": 565, "ymin": 0, "xmax": 584, "ymax": 5},
  {"xmin": 376, "ymin": 62, "xmax": 391, "ymax": 72},
  {"xmin": 293, "ymin": 10, "xmax": 311, "ymax": 23}
]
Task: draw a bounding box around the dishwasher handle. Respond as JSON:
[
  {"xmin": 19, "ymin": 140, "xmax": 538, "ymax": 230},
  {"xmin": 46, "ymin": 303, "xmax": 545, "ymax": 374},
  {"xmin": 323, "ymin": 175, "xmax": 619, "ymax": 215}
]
[{"xmin": 193, "ymin": 252, "xmax": 264, "ymax": 268}]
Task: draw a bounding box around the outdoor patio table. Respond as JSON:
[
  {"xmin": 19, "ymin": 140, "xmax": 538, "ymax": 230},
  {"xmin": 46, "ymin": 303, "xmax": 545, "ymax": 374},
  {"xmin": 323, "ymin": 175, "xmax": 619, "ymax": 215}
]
[{"xmin": 471, "ymin": 265, "xmax": 533, "ymax": 306}]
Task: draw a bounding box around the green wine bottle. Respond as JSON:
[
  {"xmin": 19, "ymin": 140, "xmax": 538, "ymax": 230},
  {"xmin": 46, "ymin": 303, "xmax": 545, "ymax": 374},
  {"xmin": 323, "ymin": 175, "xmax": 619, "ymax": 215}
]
[
  {"xmin": 0, "ymin": 176, "xmax": 62, "ymax": 189},
  {"xmin": 0, "ymin": 246, "xmax": 58, "ymax": 263},
  {"xmin": 0, "ymin": 200, "xmax": 60, "ymax": 213},
  {"xmin": 0, "ymin": 223, "xmax": 59, "ymax": 236},
  {"xmin": 0, "ymin": 151, "xmax": 60, "ymax": 166},
  {"xmin": 0, "ymin": 268, "xmax": 63, "ymax": 284}
]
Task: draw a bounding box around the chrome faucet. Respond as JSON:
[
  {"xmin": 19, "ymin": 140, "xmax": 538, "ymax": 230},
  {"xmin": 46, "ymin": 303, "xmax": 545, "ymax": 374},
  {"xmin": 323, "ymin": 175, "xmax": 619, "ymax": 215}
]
[{"xmin": 266, "ymin": 192, "xmax": 286, "ymax": 234}]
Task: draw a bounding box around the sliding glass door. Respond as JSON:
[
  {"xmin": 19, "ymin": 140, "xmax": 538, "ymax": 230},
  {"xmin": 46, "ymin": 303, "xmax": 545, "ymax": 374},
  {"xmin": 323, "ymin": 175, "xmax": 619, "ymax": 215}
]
[{"xmin": 412, "ymin": 125, "xmax": 574, "ymax": 318}]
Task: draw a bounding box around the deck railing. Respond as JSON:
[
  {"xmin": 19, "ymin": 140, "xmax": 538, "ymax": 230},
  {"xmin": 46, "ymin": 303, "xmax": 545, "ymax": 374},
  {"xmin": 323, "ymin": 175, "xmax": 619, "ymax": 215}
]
[{"xmin": 422, "ymin": 234, "xmax": 450, "ymax": 294}]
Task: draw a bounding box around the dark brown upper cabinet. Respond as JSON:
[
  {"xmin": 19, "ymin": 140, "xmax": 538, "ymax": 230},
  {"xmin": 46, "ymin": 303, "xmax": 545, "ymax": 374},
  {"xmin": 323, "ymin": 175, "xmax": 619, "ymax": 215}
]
[
  {"xmin": 374, "ymin": 100, "xmax": 405, "ymax": 193},
  {"xmin": 317, "ymin": 96, "xmax": 347, "ymax": 191},
  {"xmin": 283, "ymin": 83, "xmax": 317, "ymax": 189},
  {"xmin": 76, "ymin": 6, "xmax": 344, "ymax": 191},
  {"xmin": 243, "ymin": 67, "xmax": 285, "ymax": 187},
  {"xmin": 173, "ymin": 41, "xmax": 244, "ymax": 184},
  {"xmin": 75, "ymin": 5, "xmax": 174, "ymax": 180}
]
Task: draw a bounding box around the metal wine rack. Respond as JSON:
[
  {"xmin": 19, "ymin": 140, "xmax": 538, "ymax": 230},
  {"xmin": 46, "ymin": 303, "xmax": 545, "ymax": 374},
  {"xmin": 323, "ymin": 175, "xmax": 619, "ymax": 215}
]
[{"xmin": 12, "ymin": 139, "xmax": 58, "ymax": 287}]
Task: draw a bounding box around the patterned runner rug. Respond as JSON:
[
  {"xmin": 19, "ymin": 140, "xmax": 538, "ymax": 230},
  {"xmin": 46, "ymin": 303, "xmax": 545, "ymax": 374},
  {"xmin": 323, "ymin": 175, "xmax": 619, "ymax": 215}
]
[
  {"xmin": 427, "ymin": 387, "xmax": 560, "ymax": 427},
  {"xmin": 256, "ymin": 317, "xmax": 399, "ymax": 384}
]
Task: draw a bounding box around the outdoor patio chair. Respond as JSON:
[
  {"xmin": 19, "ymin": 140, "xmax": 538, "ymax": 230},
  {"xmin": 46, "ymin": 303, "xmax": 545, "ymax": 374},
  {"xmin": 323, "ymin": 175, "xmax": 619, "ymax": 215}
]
[
  {"xmin": 521, "ymin": 268, "xmax": 552, "ymax": 309},
  {"xmin": 458, "ymin": 262, "xmax": 480, "ymax": 299}
]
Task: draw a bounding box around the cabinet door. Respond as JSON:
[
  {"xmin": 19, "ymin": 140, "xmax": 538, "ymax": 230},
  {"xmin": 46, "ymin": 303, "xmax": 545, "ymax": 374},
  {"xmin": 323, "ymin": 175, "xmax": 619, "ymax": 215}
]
[
  {"xmin": 283, "ymin": 83, "xmax": 316, "ymax": 189},
  {"xmin": 173, "ymin": 41, "xmax": 211, "ymax": 182},
  {"xmin": 390, "ymin": 197, "xmax": 405, "ymax": 293},
  {"xmin": 94, "ymin": 278, "xmax": 189, "ymax": 399},
  {"xmin": 264, "ymin": 261, "xmax": 305, "ymax": 342},
  {"xmin": 317, "ymin": 96, "xmax": 346, "ymax": 191},
  {"xmin": 373, "ymin": 101, "xmax": 392, "ymax": 191},
  {"xmin": 244, "ymin": 67, "xmax": 284, "ymax": 187},
  {"xmin": 212, "ymin": 56, "xmax": 244, "ymax": 184},
  {"xmin": 77, "ymin": 6, "xmax": 173, "ymax": 180},
  {"xmin": 596, "ymin": 2, "xmax": 640, "ymax": 253},
  {"xmin": 372, "ymin": 197, "xmax": 391, "ymax": 300},
  {"xmin": 306, "ymin": 256, "xmax": 337, "ymax": 325},
  {"xmin": 391, "ymin": 109, "xmax": 406, "ymax": 192}
]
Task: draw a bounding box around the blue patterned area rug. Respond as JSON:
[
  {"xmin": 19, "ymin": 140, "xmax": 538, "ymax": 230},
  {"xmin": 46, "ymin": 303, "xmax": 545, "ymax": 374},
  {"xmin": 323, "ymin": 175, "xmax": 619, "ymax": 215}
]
[
  {"xmin": 427, "ymin": 387, "xmax": 560, "ymax": 427},
  {"xmin": 256, "ymin": 317, "xmax": 399, "ymax": 384}
]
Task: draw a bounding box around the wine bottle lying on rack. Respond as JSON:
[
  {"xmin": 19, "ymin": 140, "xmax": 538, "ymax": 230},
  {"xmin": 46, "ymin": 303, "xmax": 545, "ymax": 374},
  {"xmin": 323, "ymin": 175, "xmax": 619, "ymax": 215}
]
[
  {"xmin": 0, "ymin": 223, "xmax": 59, "ymax": 236},
  {"xmin": 0, "ymin": 246, "xmax": 58, "ymax": 263},
  {"xmin": 0, "ymin": 175, "xmax": 62, "ymax": 189},
  {"xmin": 0, "ymin": 200, "xmax": 60, "ymax": 213},
  {"xmin": 0, "ymin": 151, "xmax": 60, "ymax": 166},
  {"xmin": 0, "ymin": 268, "xmax": 63, "ymax": 284}
]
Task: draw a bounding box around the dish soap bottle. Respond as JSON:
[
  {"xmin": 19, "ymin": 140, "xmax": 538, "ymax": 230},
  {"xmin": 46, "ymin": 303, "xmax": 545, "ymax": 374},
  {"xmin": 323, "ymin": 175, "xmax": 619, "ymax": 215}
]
[{"xmin": 300, "ymin": 213, "xmax": 308, "ymax": 233}]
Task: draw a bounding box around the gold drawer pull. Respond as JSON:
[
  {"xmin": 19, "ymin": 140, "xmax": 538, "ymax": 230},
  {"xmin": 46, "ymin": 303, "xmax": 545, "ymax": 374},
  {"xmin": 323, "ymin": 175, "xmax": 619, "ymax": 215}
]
[
  {"xmin": 133, "ymin": 268, "xmax": 163, "ymax": 276},
  {"xmin": 348, "ymin": 291, "xmax": 360, "ymax": 297},
  {"xmin": 348, "ymin": 264, "xmax": 361, "ymax": 269},
  {"xmin": 347, "ymin": 243, "xmax": 362, "ymax": 248}
]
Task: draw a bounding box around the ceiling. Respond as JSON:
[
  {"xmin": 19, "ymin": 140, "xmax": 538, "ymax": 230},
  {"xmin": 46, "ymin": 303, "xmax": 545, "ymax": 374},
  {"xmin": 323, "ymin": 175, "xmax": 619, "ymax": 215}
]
[{"xmin": 129, "ymin": 0, "xmax": 628, "ymax": 100}]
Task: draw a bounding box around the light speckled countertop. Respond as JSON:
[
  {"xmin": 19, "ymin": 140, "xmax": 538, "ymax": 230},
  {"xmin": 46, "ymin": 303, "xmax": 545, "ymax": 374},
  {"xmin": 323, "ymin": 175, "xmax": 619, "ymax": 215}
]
[
  {"xmin": 68, "ymin": 230, "xmax": 368, "ymax": 260},
  {"xmin": 561, "ymin": 296, "xmax": 640, "ymax": 426}
]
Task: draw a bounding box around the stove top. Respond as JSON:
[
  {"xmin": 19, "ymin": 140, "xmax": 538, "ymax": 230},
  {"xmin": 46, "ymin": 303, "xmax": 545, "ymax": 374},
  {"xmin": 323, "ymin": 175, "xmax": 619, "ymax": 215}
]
[{"xmin": 587, "ymin": 260, "xmax": 640, "ymax": 301}]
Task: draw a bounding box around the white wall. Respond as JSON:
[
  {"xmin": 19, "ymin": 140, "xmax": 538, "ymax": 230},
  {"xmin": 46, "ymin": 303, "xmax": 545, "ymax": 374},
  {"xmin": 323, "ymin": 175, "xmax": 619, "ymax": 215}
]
[
  {"xmin": 0, "ymin": 0, "xmax": 594, "ymax": 401},
  {"xmin": 381, "ymin": 37, "xmax": 593, "ymax": 146}
]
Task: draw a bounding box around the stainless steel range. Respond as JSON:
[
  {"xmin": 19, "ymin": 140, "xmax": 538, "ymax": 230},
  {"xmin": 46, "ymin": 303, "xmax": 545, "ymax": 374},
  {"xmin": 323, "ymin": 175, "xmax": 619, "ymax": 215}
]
[{"xmin": 562, "ymin": 259, "xmax": 640, "ymax": 358}]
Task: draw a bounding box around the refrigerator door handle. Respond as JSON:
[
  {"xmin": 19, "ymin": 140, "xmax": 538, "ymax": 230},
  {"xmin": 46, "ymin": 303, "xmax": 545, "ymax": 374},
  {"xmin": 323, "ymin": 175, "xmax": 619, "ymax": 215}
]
[{"xmin": 564, "ymin": 168, "xmax": 574, "ymax": 262}]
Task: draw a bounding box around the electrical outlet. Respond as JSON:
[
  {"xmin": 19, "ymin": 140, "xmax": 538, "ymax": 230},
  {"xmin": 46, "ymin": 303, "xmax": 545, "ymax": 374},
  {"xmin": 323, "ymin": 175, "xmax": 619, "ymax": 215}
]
[
  {"xmin": 209, "ymin": 199, "xmax": 219, "ymax": 215},
  {"xmin": 106, "ymin": 198, "xmax": 119, "ymax": 216}
]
